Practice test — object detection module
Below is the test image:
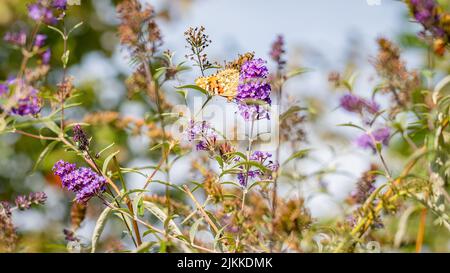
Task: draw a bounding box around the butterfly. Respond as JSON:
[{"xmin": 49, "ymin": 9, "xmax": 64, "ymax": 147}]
[
  {"xmin": 195, "ymin": 52, "xmax": 254, "ymax": 101},
  {"xmin": 225, "ymin": 52, "xmax": 255, "ymax": 70}
]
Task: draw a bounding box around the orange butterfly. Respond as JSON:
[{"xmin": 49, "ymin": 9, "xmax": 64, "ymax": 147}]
[{"xmin": 195, "ymin": 52, "xmax": 254, "ymax": 101}]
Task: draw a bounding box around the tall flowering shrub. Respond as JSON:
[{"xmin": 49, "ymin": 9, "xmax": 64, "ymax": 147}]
[{"xmin": 0, "ymin": 0, "xmax": 449, "ymax": 253}]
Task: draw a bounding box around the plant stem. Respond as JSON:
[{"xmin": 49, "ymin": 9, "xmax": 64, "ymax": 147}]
[
  {"xmin": 86, "ymin": 150, "xmax": 142, "ymax": 246},
  {"xmin": 140, "ymin": 56, "xmax": 172, "ymax": 215},
  {"xmin": 415, "ymin": 208, "xmax": 427, "ymax": 253},
  {"xmin": 270, "ymin": 70, "xmax": 283, "ymax": 252},
  {"xmin": 183, "ymin": 185, "xmax": 219, "ymax": 234}
]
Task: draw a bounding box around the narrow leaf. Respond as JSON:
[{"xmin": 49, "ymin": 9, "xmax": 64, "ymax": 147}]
[
  {"xmin": 91, "ymin": 206, "xmax": 112, "ymax": 253},
  {"xmin": 33, "ymin": 141, "xmax": 58, "ymax": 171},
  {"xmin": 102, "ymin": 150, "xmax": 120, "ymax": 175}
]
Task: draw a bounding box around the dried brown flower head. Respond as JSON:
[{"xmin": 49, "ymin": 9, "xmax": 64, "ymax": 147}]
[
  {"xmin": 184, "ymin": 26, "xmax": 215, "ymax": 73},
  {"xmin": 373, "ymin": 38, "xmax": 421, "ymax": 115},
  {"xmin": 70, "ymin": 202, "xmax": 87, "ymax": 230},
  {"xmin": 117, "ymin": 0, "xmax": 162, "ymax": 55},
  {"xmin": 0, "ymin": 202, "xmax": 17, "ymax": 252},
  {"xmin": 350, "ymin": 164, "xmax": 379, "ymax": 205},
  {"xmin": 203, "ymin": 173, "xmax": 223, "ymax": 203}
]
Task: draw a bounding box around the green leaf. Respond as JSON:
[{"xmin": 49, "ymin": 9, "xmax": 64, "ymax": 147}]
[
  {"xmin": 286, "ymin": 67, "xmax": 310, "ymax": 79},
  {"xmin": 176, "ymin": 89, "xmax": 188, "ymax": 100},
  {"xmin": 61, "ymin": 50, "xmax": 70, "ymax": 68},
  {"xmin": 189, "ymin": 218, "xmax": 203, "ymax": 245},
  {"xmin": 343, "ymin": 72, "xmax": 359, "ymax": 91},
  {"xmin": 44, "ymin": 120, "xmax": 61, "ymax": 135},
  {"xmin": 231, "ymin": 160, "xmax": 270, "ymax": 173},
  {"xmin": 117, "ymin": 189, "xmax": 149, "ymax": 203},
  {"xmin": 68, "ymin": 21, "xmax": 84, "ymax": 37},
  {"xmin": 213, "ymin": 226, "xmax": 227, "ymax": 252},
  {"xmin": 280, "ymin": 105, "xmax": 306, "ymax": 121},
  {"xmin": 143, "ymin": 201, "xmax": 182, "ymax": 236},
  {"xmin": 137, "ymin": 195, "xmax": 145, "ymax": 217},
  {"xmin": 133, "ymin": 241, "xmax": 155, "ymax": 253},
  {"xmin": 96, "ymin": 143, "xmax": 115, "ymax": 158},
  {"xmin": 33, "ymin": 141, "xmax": 58, "ymax": 172},
  {"xmin": 142, "ymin": 229, "xmax": 155, "ymax": 238},
  {"xmin": 102, "ymin": 150, "xmax": 120, "ymax": 175},
  {"xmin": 215, "ymin": 156, "xmax": 224, "ymax": 169},
  {"xmin": 47, "ymin": 25, "xmax": 65, "ymax": 39},
  {"xmin": 175, "ymin": 84, "xmax": 209, "ymax": 96},
  {"xmin": 337, "ymin": 123, "xmax": 366, "ymax": 132},
  {"xmin": 283, "ymin": 148, "xmax": 312, "ymax": 166},
  {"xmin": 248, "ymin": 180, "xmax": 272, "ymax": 190},
  {"xmin": 153, "ymin": 67, "xmax": 166, "ymax": 81},
  {"xmin": 91, "ymin": 206, "xmax": 112, "ymax": 253}
]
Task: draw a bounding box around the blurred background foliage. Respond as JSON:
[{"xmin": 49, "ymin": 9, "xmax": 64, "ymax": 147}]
[
  {"xmin": 0, "ymin": 0, "xmax": 449, "ymax": 252},
  {"xmin": 0, "ymin": 0, "xmax": 194, "ymax": 251}
]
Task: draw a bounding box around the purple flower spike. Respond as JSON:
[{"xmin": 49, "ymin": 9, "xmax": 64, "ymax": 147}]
[
  {"xmin": 15, "ymin": 195, "xmax": 31, "ymax": 210},
  {"xmin": 185, "ymin": 120, "xmax": 217, "ymax": 151},
  {"xmin": 0, "ymin": 79, "xmax": 42, "ymax": 116},
  {"xmin": 34, "ymin": 34, "xmax": 47, "ymax": 47},
  {"xmin": 363, "ymin": 99, "xmax": 380, "ymax": 114},
  {"xmin": 270, "ymin": 35, "xmax": 286, "ymax": 69},
  {"xmin": 340, "ymin": 94, "xmax": 363, "ymax": 113},
  {"xmin": 10, "ymin": 87, "xmax": 41, "ymax": 116},
  {"xmin": 52, "ymin": 160, "xmax": 76, "ymax": 177},
  {"xmin": 29, "ymin": 192, "xmax": 47, "ymax": 205},
  {"xmin": 372, "ymin": 127, "xmax": 391, "ymax": 145},
  {"xmin": 4, "ymin": 31, "xmax": 27, "ymax": 46},
  {"xmin": 53, "ymin": 160, "xmax": 106, "ymax": 204},
  {"xmin": 27, "ymin": 2, "xmax": 57, "ymax": 25},
  {"xmin": 409, "ymin": 0, "xmax": 443, "ymax": 36},
  {"xmin": 240, "ymin": 58, "xmax": 269, "ymax": 79},
  {"xmin": 339, "ymin": 94, "xmax": 380, "ymax": 115},
  {"xmin": 28, "ymin": 4, "xmax": 44, "ymax": 21},
  {"xmin": 42, "ymin": 48, "xmax": 51, "ymax": 64},
  {"xmin": 237, "ymin": 151, "xmax": 278, "ymax": 188},
  {"xmin": 73, "ymin": 124, "xmax": 90, "ymax": 151},
  {"xmin": 356, "ymin": 127, "xmax": 391, "ymax": 151},
  {"xmin": 52, "ymin": 0, "xmax": 67, "ymax": 10},
  {"xmin": 236, "ymin": 58, "xmax": 272, "ymax": 120}
]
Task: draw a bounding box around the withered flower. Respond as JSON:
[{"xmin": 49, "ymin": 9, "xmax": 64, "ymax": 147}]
[{"xmin": 372, "ymin": 38, "xmax": 420, "ymax": 115}]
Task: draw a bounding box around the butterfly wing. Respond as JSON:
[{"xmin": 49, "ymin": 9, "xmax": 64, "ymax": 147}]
[
  {"xmin": 215, "ymin": 69, "xmax": 239, "ymax": 101},
  {"xmin": 195, "ymin": 68, "xmax": 239, "ymax": 101}
]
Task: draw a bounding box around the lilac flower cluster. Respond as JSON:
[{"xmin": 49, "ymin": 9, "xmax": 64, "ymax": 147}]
[
  {"xmin": 3, "ymin": 31, "xmax": 27, "ymax": 47},
  {"xmin": 42, "ymin": 48, "xmax": 51, "ymax": 64},
  {"xmin": 237, "ymin": 151, "xmax": 278, "ymax": 187},
  {"xmin": 186, "ymin": 120, "xmax": 218, "ymax": 151},
  {"xmin": 356, "ymin": 127, "xmax": 391, "ymax": 152},
  {"xmin": 269, "ymin": 35, "xmax": 286, "ymax": 70},
  {"xmin": 0, "ymin": 79, "xmax": 42, "ymax": 116},
  {"xmin": 11, "ymin": 89, "xmax": 41, "ymax": 116},
  {"xmin": 4, "ymin": 31, "xmax": 51, "ymax": 64},
  {"xmin": 52, "ymin": 160, "xmax": 106, "ymax": 204},
  {"xmin": 0, "ymin": 84, "xmax": 7, "ymax": 96},
  {"xmin": 236, "ymin": 58, "xmax": 272, "ymax": 120},
  {"xmin": 27, "ymin": 0, "xmax": 67, "ymax": 25},
  {"xmin": 15, "ymin": 192, "xmax": 47, "ymax": 210},
  {"xmin": 339, "ymin": 94, "xmax": 380, "ymax": 115},
  {"xmin": 34, "ymin": 34, "xmax": 47, "ymax": 48},
  {"xmin": 339, "ymin": 93, "xmax": 390, "ymax": 151}
]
